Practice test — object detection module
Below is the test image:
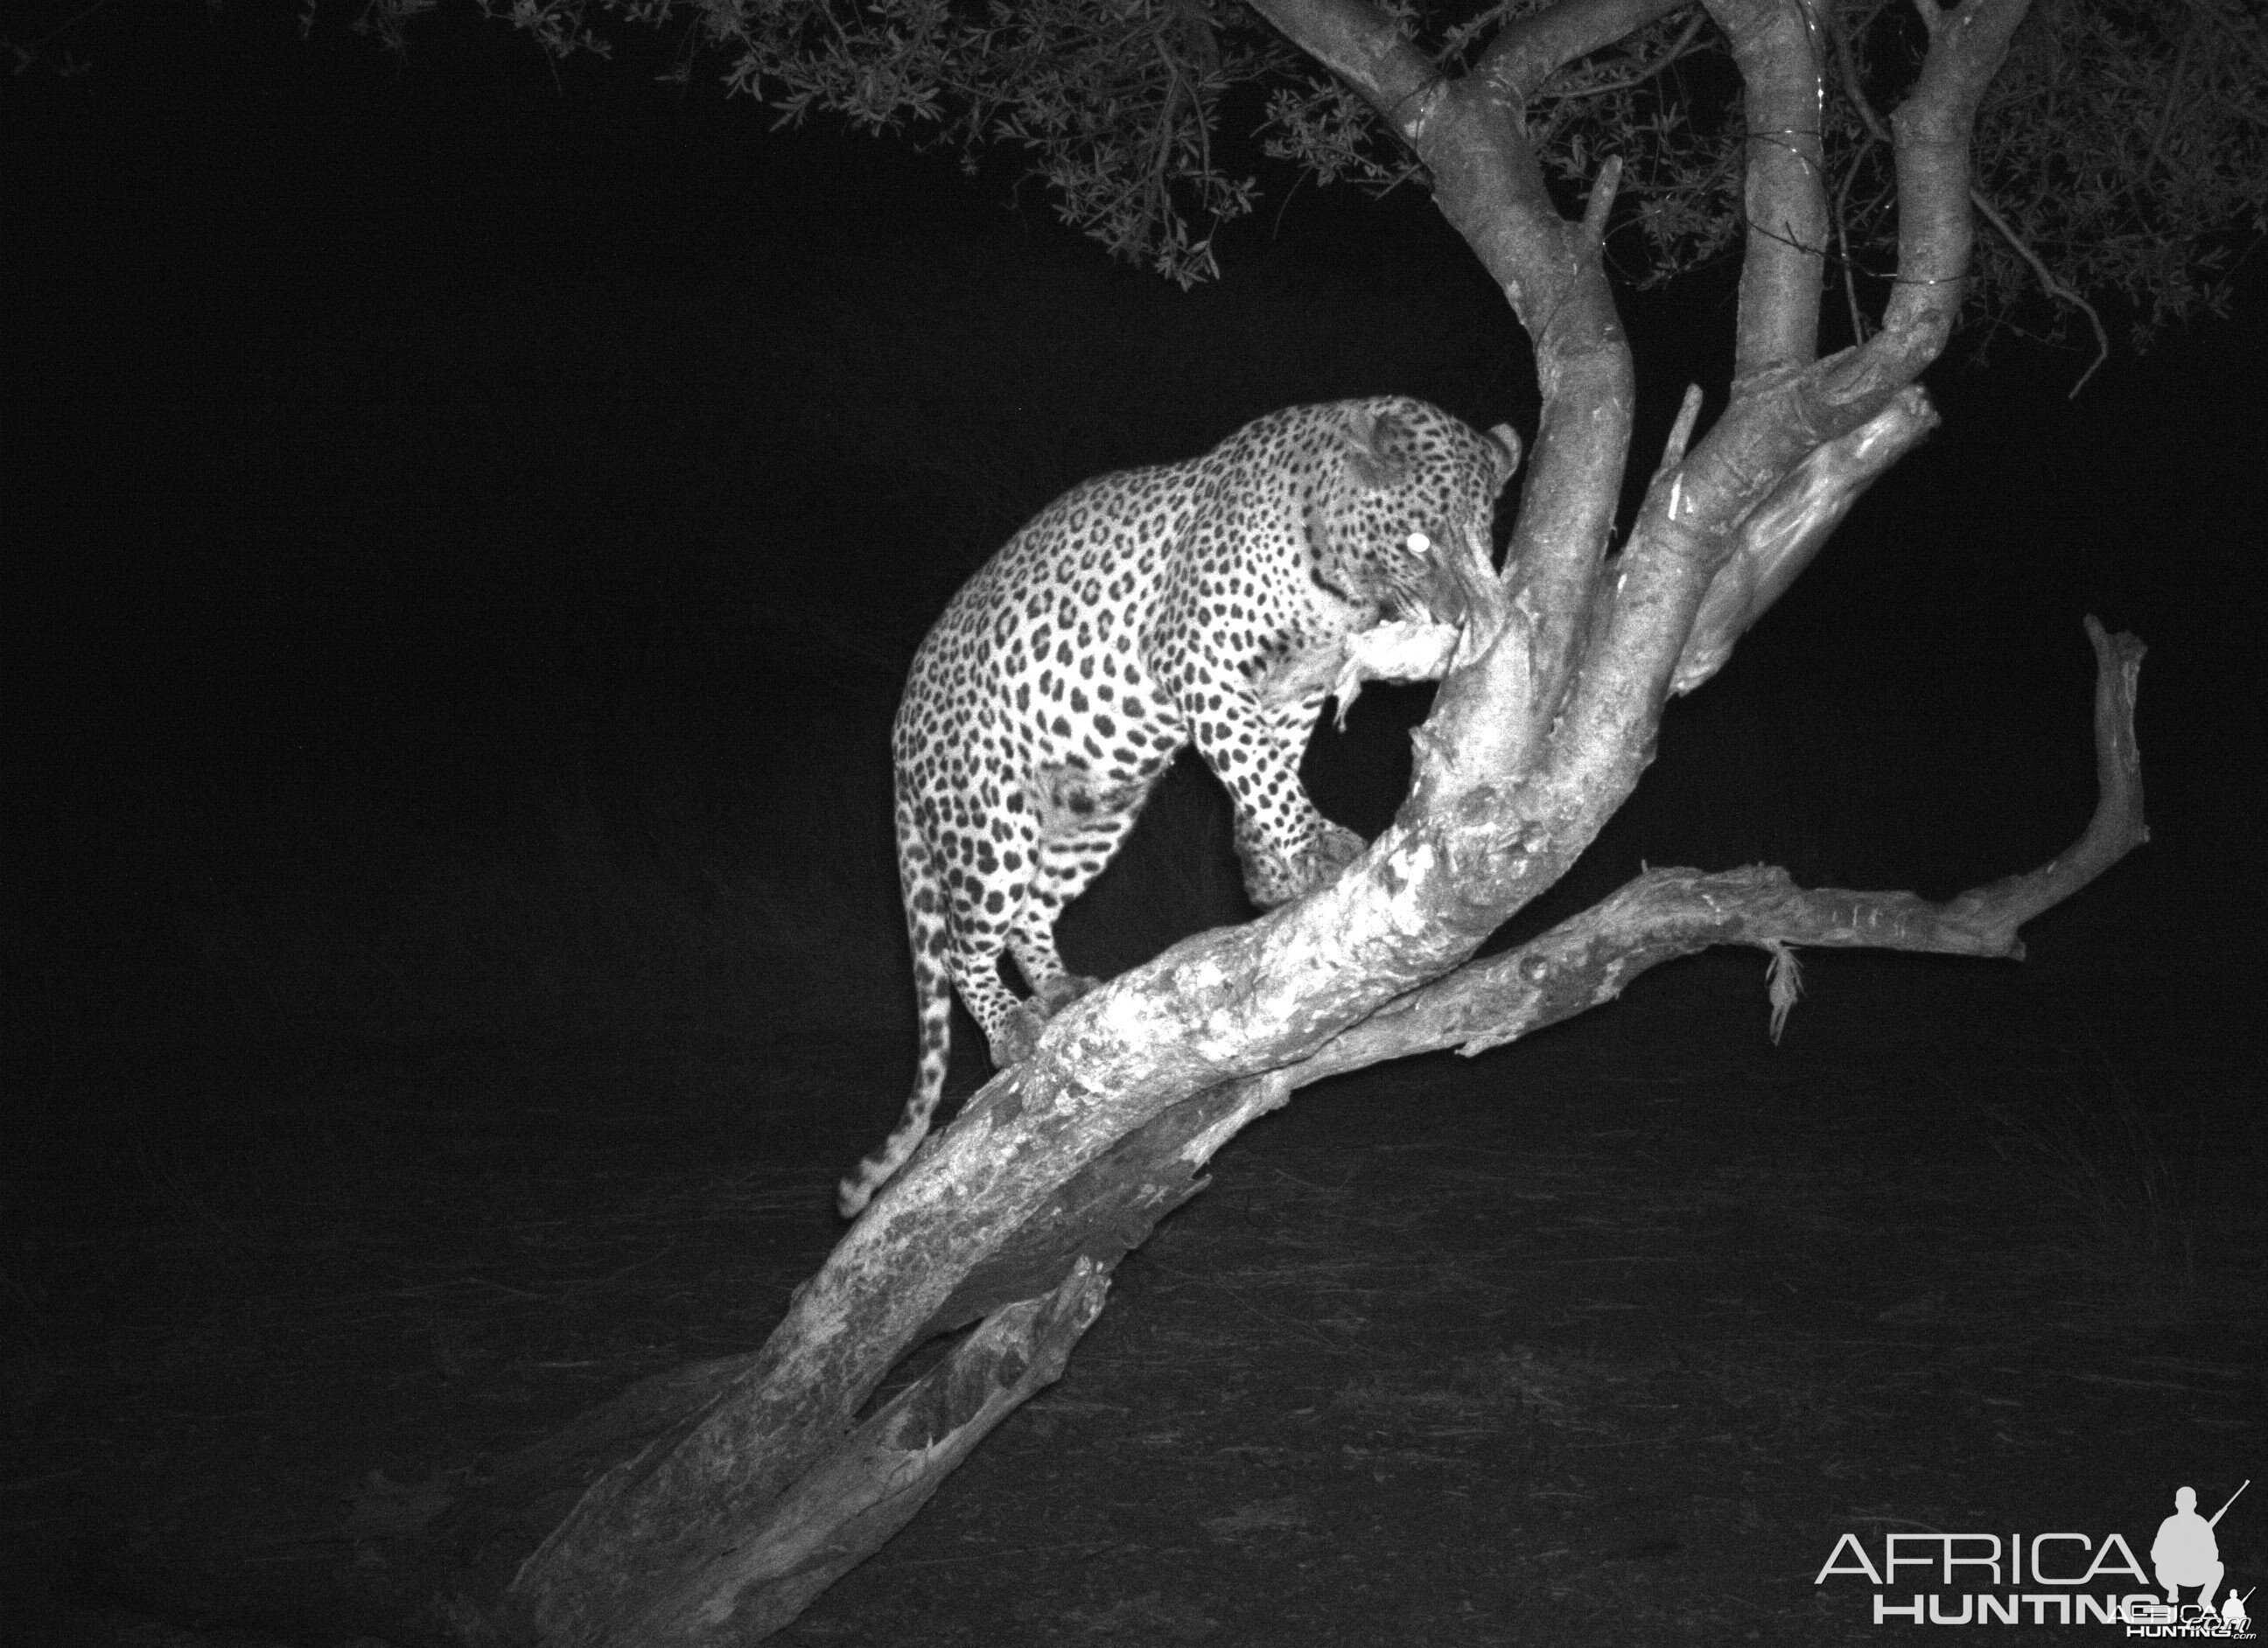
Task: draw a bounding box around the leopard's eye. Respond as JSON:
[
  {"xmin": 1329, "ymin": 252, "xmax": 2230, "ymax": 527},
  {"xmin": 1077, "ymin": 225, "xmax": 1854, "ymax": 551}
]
[{"xmin": 1405, "ymin": 531, "xmax": 1432, "ymax": 555}]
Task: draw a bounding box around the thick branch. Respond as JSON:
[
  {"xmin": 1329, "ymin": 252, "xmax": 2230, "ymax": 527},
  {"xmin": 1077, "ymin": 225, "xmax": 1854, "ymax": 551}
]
[
  {"xmin": 1252, "ymin": 0, "xmax": 1641, "ymax": 771},
  {"xmin": 608, "ymin": 1261, "xmax": 1113, "ymax": 1644},
  {"xmin": 1547, "ymin": 0, "xmax": 2035, "ymax": 758},
  {"xmin": 1704, "ymin": 0, "xmax": 1829, "ymax": 386},
  {"xmin": 1834, "ymin": 0, "xmax": 2035, "ymax": 398},
  {"xmin": 1482, "ymin": 0, "xmax": 1697, "ymax": 101},
  {"xmin": 1236, "ymin": 0, "xmax": 1624, "ymax": 401}
]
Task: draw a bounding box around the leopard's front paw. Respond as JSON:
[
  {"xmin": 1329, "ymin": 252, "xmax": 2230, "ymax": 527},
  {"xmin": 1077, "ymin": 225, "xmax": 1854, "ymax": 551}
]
[
  {"xmin": 1303, "ymin": 822, "xmax": 1366, "ymax": 883},
  {"xmin": 990, "ymin": 974, "xmax": 1099, "ymax": 1067},
  {"xmin": 1238, "ymin": 823, "xmax": 1367, "ymax": 908}
]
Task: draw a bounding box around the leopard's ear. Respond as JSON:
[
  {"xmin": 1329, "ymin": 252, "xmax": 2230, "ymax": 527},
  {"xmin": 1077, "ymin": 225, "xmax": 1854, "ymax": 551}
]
[
  {"xmin": 1486, "ymin": 422, "xmax": 1522, "ymax": 489},
  {"xmin": 1337, "ymin": 407, "xmax": 1412, "ymax": 491}
]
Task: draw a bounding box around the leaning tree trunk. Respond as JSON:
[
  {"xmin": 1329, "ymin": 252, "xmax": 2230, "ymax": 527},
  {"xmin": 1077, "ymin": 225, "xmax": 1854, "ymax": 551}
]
[{"xmin": 438, "ymin": 0, "xmax": 2146, "ymax": 1639}]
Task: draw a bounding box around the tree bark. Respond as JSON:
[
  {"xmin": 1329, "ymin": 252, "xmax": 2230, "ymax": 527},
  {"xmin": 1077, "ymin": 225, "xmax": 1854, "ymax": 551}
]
[{"xmin": 448, "ymin": 0, "xmax": 2109, "ymax": 1641}]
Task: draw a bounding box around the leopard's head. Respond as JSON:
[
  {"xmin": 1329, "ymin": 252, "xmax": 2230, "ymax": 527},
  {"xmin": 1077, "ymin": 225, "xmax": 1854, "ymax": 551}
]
[{"xmin": 1306, "ymin": 400, "xmax": 1520, "ymax": 628}]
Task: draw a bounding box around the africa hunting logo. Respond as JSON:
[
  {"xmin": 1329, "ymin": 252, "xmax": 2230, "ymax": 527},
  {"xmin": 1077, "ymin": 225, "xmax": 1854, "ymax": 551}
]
[{"xmin": 1815, "ymin": 1479, "xmax": 2253, "ymax": 1632}]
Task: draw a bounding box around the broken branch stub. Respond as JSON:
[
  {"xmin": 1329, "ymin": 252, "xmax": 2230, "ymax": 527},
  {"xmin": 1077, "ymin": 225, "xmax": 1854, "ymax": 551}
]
[{"xmin": 1671, "ymin": 386, "xmax": 1941, "ymax": 695}]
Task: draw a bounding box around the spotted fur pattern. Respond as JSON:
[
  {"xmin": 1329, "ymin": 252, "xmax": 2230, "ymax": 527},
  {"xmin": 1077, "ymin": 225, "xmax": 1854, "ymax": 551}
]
[{"xmin": 839, "ymin": 397, "xmax": 1520, "ymax": 1218}]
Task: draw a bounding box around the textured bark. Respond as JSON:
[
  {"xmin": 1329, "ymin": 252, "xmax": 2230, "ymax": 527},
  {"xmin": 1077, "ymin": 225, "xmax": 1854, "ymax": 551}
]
[
  {"xmin": 453, "ymin": 1, "xmax": 2104, "ymax": 1641},
  {"xmin": 1706, "ymin": 0, "xmax": 1829, "ymax": 388}
]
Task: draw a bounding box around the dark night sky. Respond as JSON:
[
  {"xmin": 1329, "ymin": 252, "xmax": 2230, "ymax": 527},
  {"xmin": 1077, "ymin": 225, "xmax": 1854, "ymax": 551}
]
[{"xmin": 5, "ymin": 2, "xmax": 2260, "ymax": 735}]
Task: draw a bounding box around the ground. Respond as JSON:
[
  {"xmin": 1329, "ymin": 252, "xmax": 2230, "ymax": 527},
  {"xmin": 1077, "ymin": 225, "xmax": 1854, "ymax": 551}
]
[{"xmin": 4, "ymin": 712, "xmax": 2258, "ymax": 1647}]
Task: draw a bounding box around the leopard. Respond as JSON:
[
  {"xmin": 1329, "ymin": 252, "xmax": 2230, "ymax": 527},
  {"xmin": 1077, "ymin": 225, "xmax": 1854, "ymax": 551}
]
[{"xmin": 839, "ymin": 396, "xmax": 1521, "ymax": 1219}]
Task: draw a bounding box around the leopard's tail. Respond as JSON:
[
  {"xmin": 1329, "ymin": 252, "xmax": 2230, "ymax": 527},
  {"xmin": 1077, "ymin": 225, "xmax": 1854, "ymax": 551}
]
[{"xmin": 837, "ymin": 803, "xmax": 955, "ymax": 1219}]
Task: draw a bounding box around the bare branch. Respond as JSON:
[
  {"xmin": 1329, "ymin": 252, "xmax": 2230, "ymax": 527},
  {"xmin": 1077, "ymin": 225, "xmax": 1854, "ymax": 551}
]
[
  {"xmin": 1970, "ymin": 186, "xmax": 2111, "ymax": 396},
  {"xmin": 1704, "ymin": 0, "xmax": 1829, "ymax": 387},
  {"xmin": 659, "ymin": 1260, "xmax": 1114, "ymax": 1642},
  {"xmin": 1482, "ymin": 0, "xmax": 1698, "ymax": 101},
  {"xmin": 1824, "ymin": 0, "xmax": 1890, "ymax": 352},
  {"xmin": 1832, "ymin": 146, "xmax": 1875, "ymax": 343},
  {"xmin": 1253, "ymin": 0, "xmax": 1638, "ymax": 769},
  {"xmin": 1829, "ymin": 0, "xmax": 1894, "ymax": 143},
  {"xmin": 1244, "ymin": 0, "xmax": 1436, "ymax": 124},
  {"xmin": 1837, "ymin": 0, "xmax": 2035, "ymax": 397}
]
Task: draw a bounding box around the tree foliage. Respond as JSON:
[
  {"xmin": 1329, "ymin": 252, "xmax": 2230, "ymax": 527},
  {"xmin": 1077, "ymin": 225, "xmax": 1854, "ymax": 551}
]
[{"xmin": 288, "ymin": 0, "xmax": 2264, "ymax": 357}]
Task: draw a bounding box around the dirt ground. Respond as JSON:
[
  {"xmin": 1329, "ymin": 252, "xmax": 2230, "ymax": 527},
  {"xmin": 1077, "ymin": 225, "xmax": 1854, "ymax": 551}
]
[{"xmin": 5, "ymin": 784, "xmax": 2260, "ymax": 1646}]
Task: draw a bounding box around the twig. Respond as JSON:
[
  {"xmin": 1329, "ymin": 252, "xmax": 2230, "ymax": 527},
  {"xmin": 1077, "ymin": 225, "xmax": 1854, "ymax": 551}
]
[
  {"xmin": 1970, "ymin": 186, "xmax": 2111, "ymax": 397},
  {"xmin": 1642, "ymin": 381, "xmax": 1707, "ymax": 499},
  {"xmin": 1833, "ymin": 143, "xmax": 1873, "ymax": 342},
  {"xmin": 1828, "ymin": 1, "xmax": 1891, "ymax": 143},
  {"xmin": 1569, "ymin": 9, "xmax": 1711, "ymax": 98},
  {"xmin": 1824, "ymin": 0, "xmax": 1892, "ymax": 347}
]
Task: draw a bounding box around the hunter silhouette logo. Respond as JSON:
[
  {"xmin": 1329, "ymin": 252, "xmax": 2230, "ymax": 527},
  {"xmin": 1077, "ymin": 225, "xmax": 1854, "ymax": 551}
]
[
  {"xmin": 2152, "ymin": 1481, "xmax": 2244, "ymax": 1611},
  {"xmin": 2121, "ymin": 1480, "xmax": 2254, "ymax": 1632},
  {"xmin": 1812, "ymin": 1476, "xmax": 2256, "ymax": 1631},
  {"xmin": 2225, "ymin": 1589, "xmax": 2255, "ymax": 1633}
]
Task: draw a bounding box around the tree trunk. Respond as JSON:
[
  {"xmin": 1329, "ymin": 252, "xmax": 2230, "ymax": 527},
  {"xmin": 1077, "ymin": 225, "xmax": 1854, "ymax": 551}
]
[{"xmin": 432, "ymin": 0, "xmax": 2146, "ymax": 1640}]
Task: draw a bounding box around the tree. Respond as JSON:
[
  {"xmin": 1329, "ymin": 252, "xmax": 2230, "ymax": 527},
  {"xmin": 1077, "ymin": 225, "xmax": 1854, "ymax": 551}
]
[
  {"xmin": 323, "ymin": 2, "xmax": 2202, "ymax": 1641},
  {"xmin": 282, "ymin": 0, "xmax": 2264, "ymax": 382}
]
